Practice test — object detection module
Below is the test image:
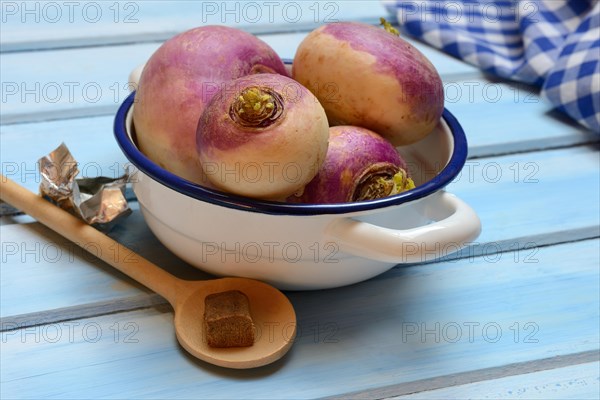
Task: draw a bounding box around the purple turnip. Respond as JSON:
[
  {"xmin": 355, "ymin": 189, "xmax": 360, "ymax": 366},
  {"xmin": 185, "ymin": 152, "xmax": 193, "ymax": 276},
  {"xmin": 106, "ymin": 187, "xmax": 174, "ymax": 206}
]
[
  {"xmin": 292, "ymin": 21, "xmax": 444, "ymax": 146},
  {"xmin": 133, "ymin": 26, "xmax": 288, "ymax": 185},
  {"xmin": 288, "ymin": 126, "xmax": 415, "ymax": 204},
  {"xmin": 197, "ymin": 74, "xmax": 329, "ymax": 200}
]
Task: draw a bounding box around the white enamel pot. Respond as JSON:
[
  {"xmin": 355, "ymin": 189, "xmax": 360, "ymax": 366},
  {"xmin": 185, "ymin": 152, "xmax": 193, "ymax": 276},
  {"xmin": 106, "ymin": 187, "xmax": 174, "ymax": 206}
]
[{"xmin": 114, "ymin": 91, "xmax": 481, "ymax": 290}]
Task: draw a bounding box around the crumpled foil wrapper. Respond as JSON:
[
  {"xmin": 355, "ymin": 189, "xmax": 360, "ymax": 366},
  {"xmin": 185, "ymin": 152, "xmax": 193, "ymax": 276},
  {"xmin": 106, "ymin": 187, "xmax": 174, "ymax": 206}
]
[{"xmin": 39, "ymin": 143, "xmax": 131, "ymax": 230}]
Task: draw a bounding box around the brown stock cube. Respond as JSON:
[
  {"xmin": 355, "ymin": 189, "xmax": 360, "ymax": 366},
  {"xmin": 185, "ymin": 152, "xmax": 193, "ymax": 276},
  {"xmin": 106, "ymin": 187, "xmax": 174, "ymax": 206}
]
[{"xmin": 204, "ymin": 290, "xmax": 255, "ymax": 348}]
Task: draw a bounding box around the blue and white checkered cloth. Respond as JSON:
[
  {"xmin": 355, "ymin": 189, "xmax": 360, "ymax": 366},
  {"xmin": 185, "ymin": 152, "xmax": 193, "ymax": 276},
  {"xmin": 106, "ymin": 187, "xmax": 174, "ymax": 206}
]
[{"xmin": 384, "ymin": 0, "xmax": 599, "ymax": 132}]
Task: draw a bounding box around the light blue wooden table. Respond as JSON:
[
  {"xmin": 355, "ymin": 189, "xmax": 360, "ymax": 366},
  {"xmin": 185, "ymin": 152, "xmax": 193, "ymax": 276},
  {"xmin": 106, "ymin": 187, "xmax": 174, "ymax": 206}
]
[{"xmin": 1, "ymin": 1, "xmax": 599, "ymax": 399}]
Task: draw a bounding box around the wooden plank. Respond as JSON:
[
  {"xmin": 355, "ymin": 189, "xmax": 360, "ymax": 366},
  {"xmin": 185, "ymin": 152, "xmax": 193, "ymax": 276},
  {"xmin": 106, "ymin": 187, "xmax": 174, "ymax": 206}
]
[
  {"xmin": 440, "ymin": 144, "xmax": 600, "ymax": 260},
  {"xmin": 0, "ymin": 31, "xmax": 479, "ymax": 125},
  {"xmin": 1, "ymin": 145, "xmax": 598, "ymax": 321},
  {"xmin": 0, "ymin": 201, "xmax": 210, "ymax": 320},
  {"xmin": 0, "ymin": 115, "xmax": 130, "ymax": 194},
  {"xmin": 0, "ymin": 1, "xmax": 390, "ymax": 52},
  {"xmin": 390, "ymin": 361, "xmax": 600, "ymax": 400},
  {"xmin": 442, "ymin": 79, "xmax": 598, "ymax": 157},
  {"xmin": 0, "ymin": 42, "xmax": 160, "ymax": 124},
  {"xmin": 1, "ymin": 239, "xmax": 598, "ymax": 399}
]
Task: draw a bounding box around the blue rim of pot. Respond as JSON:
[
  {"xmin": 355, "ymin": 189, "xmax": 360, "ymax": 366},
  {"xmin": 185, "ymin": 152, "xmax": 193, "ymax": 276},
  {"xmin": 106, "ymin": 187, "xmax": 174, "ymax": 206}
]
[{"xmin": 114, "ymin": 90, "xmax": 467, "ymax": 216}]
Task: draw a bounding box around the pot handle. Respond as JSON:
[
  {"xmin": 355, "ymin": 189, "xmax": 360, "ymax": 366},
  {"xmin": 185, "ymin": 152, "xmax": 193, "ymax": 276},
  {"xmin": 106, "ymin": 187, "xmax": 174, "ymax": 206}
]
[{"xmin": 326, "ymin": 191, "xmax": 481, "ymax": 263}]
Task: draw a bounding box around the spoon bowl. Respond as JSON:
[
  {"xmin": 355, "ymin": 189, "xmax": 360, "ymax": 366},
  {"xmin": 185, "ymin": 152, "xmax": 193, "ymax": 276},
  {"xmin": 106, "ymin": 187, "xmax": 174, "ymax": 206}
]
[
  {"xmin": 174, "ymin": 278, "xmax": 295, "ymax": 368},
  {"xmin": 0, "ymin": 175, "xmax": 296, "ymax": 369}
]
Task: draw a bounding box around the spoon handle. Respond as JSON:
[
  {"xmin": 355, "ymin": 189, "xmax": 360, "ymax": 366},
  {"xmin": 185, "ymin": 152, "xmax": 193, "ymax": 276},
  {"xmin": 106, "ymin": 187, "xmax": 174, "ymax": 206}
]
[{"xmin": 0, "ymin": 175, "xmax": 182, "ymax": 305}]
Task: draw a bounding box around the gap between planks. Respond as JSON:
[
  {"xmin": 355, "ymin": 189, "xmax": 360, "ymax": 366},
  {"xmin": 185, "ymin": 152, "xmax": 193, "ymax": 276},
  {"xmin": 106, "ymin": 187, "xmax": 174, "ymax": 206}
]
[
  {"xmin": 468, "ymin": 138, "xmax": 600, "ymax": 160},
  {"xmin": 325, "ymin": 350, "xmax": 600, "ymax": 400},
  {"xmin": 0, "ymin": 294, "xmax": 168, "ymax": 331},
  {"xmin": 0, "ymin": 69, "xmax": 485, "ymax": 126},
  {"xmin": 0, "ymin": 17, "xmax": 385, "ymax": 54}
]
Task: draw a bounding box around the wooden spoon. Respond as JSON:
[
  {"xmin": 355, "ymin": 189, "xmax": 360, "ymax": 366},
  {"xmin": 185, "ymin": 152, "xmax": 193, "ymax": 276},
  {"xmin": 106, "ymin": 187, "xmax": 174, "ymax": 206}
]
[{"xmin": 0, "ymin": 175, "xmax": 296, "ymax": 369}]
